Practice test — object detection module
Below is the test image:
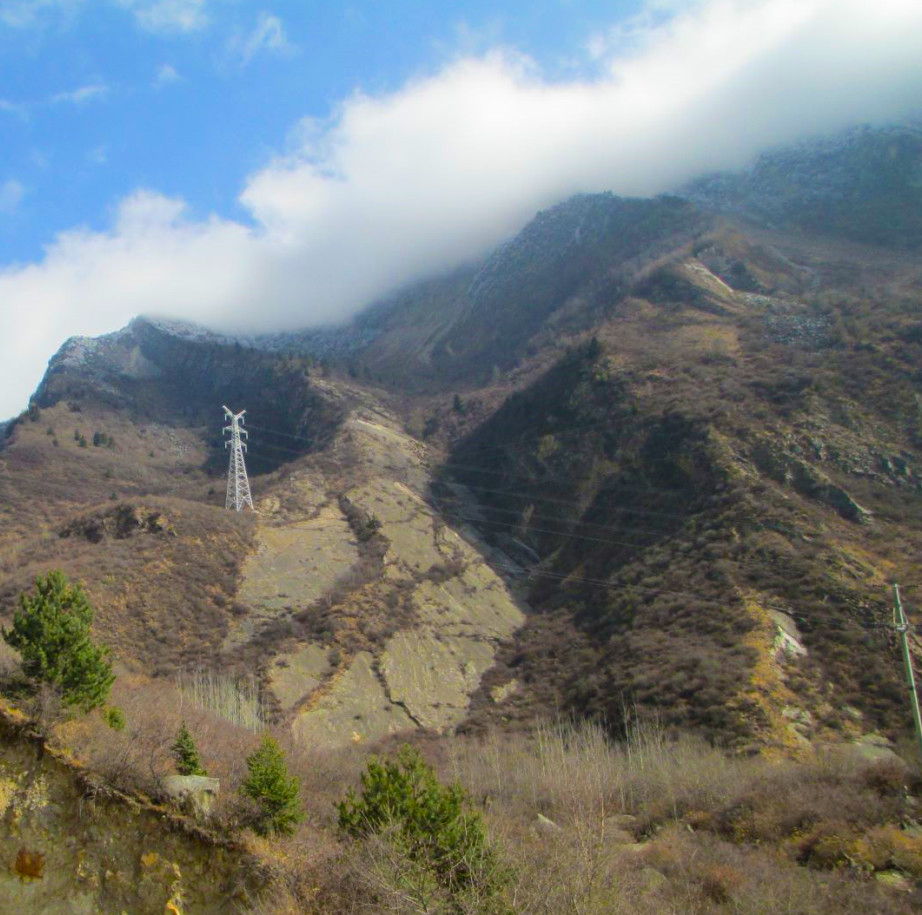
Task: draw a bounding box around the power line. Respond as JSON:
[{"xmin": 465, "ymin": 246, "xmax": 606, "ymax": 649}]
[
  {"xmin": 245, "ymin": 416, "xmax": 725, "ymax": 473},
  {"xmin": 214, "ymin": 433, "xmax": 700, "ymax": 534},
  {"xmin": 240, "ymin": 432, "xmax": 719, "ymax": 503},
  {"xmin": 433, "ymin": 505, "xmax": 662, "ymax": 551},
  {"xmin": 483, "ymin": 559, "xmax": 890, "ymax": 633},
  {"xmin": 14, "ymin": 418, "xmax": 882, "ymax": 605},
  {"xmin": 431, "ymin": 506, "xmax": 891, "ymax": 631},
  {"xmin": 433, "ymin": 479, "xmax": 699, "ymax": 522},
  {"xmin": 253, "ymin": 410, "xmax": 632, "ymax": 464},
  {"xmin": 0, "ymin": 425, "xmax": 895, "ymax": 637},
  {"xmin": 431, "ymin": 498, "xmax": 685, "ymax": 537},
  {"xmin": 2, "ymin": 465, "xmax": 893, "ymax": 634},
  {"xmin": 242, "ymin": 435, "xmax": 714, "ymax": 536}
]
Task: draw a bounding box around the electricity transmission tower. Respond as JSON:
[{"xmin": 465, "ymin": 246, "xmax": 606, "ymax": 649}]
[{"xmin": 223, "ymin": 405, "xmax": 254, "ymax": 512}]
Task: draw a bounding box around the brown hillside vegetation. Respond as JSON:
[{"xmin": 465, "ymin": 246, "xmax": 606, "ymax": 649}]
[
  {"xmin": 0, "ymin": 401, "xmax": 257, "ymax": 674},
  {"xmin": 441, "ymin": 224, "xmax": 922, "ymax": 751},
  {"xmin": 22, "ymin": 689, "xmax": 922, "ymax": 914},
  {"xmin": 3, "ymin": 174, "xmax": 922, "ymax": 910}
]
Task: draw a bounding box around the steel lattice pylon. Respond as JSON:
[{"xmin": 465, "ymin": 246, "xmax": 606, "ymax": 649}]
[{"xmin": 223, "ymin": 405, "xmax": 254, "ymax": 511}]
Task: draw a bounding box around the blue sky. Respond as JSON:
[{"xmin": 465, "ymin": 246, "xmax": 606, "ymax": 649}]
[
  {"xmin": 1, "ymin": 0, "xmax": 921, "ymax": 419},
  {"xmin": 0, "ymin": 0, "xmax": 641, "ymax": 264}
]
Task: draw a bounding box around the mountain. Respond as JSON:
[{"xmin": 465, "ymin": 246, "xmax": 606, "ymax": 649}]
[
  {"xmin": 353, "ymin": 193, "xmax": 710, "ymax": 386},
  {"xmin": 681, "ymin": 122, "xmax": 922, "ymax": 249},
  {"xmin": 31, "ymin": 315, "xmax": 344, "ymax": 459},
  {"xmin": 2, "ymin": 122, "xmax": 922, "ymax": 912},
  {"xmin": 5, "ymin": 127, "xmax": 922, "ymax": 749}
]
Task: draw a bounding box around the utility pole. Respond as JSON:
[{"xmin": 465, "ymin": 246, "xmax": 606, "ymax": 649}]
[
  {"xmin": 893, "ymin": 583, "xmax": 922, "ymax": 762},
  {"xmin": 223, "ymin": 405, "xmax": 254, "ymax": 512}
]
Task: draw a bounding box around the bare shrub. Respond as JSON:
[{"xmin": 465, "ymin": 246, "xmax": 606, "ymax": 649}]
[
  {"xmin": 440, "ymin": 718, "xmax": 921, "ymax": 915},
  {"xmin": 641, "ymin": 826, "xmax": 916, "ymax": 915},
  {"xmin": 449, "ymin": 715, "xmax": 747, "ymax": 829},
  {"xmin": 176, "ymin": 669, "xmax": 266, "ymax": 733}
]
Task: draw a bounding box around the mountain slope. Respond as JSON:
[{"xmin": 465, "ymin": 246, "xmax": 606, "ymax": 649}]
[
  {"xmin": 0, "ymin": 316, "xmax": 530, "ymax": 747},
  {"xmin": 355, "ymin": 193, "xmax": 711, "ymax": 387},
  {"xmin": 438, "ymin": 226, "xmax": 922, "ymax": 748},
  {"xmin": 3, "ymin": 125, "xmax": 922, "ymax": 758}
]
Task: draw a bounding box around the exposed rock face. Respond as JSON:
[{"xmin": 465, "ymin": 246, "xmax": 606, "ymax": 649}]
[
  {"xmin": 59, "ymin": 503, "xmax": 172, "ymax": 542},
  {"xmin": 291, "ymin": 650, "xmax": 416, "ymax": 748},
  {"xmin": 750, "ymin": 444, "xmax": 871, "ymax": 522},
  {"xmin": 232, "ymin": 506, "xmax": 360, "ymax": 647},
  {"xmin": 230, "ymin": 408, "xmax": 527, "ymax": 748},
  {"xmin": 0, "ymin": 719, "xmax": 256, "ymax": 914},
  {"xmin": 269, "ymin": 644, "xmax": 330, "ymax": 710}
]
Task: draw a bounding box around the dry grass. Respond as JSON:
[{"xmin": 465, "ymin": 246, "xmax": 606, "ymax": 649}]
[{"xmin": 212, "ymin": 717, "xmax": 922, "ymax": 914}]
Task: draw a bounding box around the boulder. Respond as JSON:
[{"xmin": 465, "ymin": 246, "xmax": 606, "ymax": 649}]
[
  {"xmin": 160, "ymin": 775, "xmax": 220, "ymax": 818},
  {"xmin": 876, "ymin": 870, "xmax": 912, "ymax": 892}
]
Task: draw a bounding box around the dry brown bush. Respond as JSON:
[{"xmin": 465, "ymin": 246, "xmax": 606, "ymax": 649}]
[
  {"xmin": 440, "ymin": 719, "xmax": 921, "ymax": 914},
  {"xmin": 642, "ymin": 826, "xmax": 917, "ymax": 915}
]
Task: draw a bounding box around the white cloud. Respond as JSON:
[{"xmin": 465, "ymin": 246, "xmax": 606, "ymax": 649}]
[
  {"xmin": 119, "ymin": 0, "xmax": 208, "ymax": 34},
  {"xmin": 154, "ymin": 63, "xmax": 181, "ymax": 87},
  {"xmin": 87, "ymin": 145, "xmax": 108, "ymax": 165},
  {"xmin": 2, "ymin": 0, "xmax": 922, "ymax": 418},
  {"xmin": 51, "ymin": 83, "xmax": 108, "ymax": 105},
  {"xmin": 232, "ymin": 11, "xmax": 292, "ymax": 65},
  {"xmin": 0, "ymin": 179, "xmax": 24, "ymax": 214}
]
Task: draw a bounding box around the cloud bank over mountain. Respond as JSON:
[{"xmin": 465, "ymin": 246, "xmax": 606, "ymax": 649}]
[{"xmin": 2, "ymin": 0, "xmax": 921, "ymax": 417}]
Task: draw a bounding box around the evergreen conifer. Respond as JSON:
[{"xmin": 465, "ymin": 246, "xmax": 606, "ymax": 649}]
[
  {"xmin": 338, "ymin": 745, "xmax": 498, "ymax": 895},
  {"xmin": 171, "ymin": 722, "xmax": 206, "ymax": 776},
  {"xmin": 3, "ymin": 570, "xmax": 114, "ymax": 712},
  {"xmin": 240, "ymin": 735, "xmax": 302, "ymax": 837}
]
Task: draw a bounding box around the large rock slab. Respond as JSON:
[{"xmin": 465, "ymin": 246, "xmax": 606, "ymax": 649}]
[
  {"xmin": 292, "ymin": 652, "xmax": 415, "ymax": 748},
  {"xmin": 239, "ymin": 506, "xmax": 359, "ymax": 613},
  {"xmin": 262, "ymin": 405, "xmax": 530, "ymax": 748},
  {"xmin": 380, "ymin": 631, "xmax": 494, "ymax": 731},
  {"xmin": 347, "ymin": 481, "xmax": 443, "ymax": 574},
  {"xmin": 377, "ymin": 569, "xmax": 524, "ymax": 731},
  {"xmin": 269, "ymin": 643, "xmax": 332, "ymax": 710}
]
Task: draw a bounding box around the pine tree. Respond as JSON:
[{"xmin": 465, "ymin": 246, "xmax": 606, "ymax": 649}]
[
  {"xmin": 240, "ymin": 736, "xmax": 303, "ymax": 837},
  {"xmin": 3, "ymin": 570, "xmax": 114, "ymax": 712},
  {"xmin": 171, "ymin": 722, "xmax": 206, "ymax": 776},
  {"xmin": 338, "ymin": 745, "xmax": 498, "ymax": 894}
]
